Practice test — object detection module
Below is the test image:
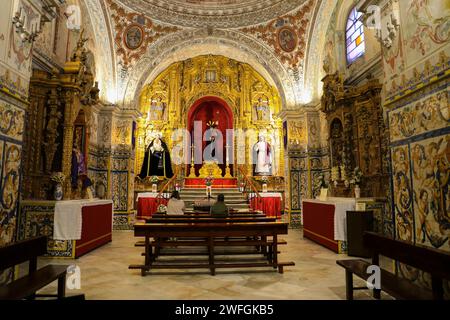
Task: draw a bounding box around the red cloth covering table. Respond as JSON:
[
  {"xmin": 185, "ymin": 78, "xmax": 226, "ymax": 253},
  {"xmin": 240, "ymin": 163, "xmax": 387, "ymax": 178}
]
[
  {"xmin": 136, "ymin": 193, "xmax": 169, "ymax": 219},
  {"xmin": 249, "ymin": 193, "xmax": 282, "ymax": 218},
  {"xmin": 184, "ymin": 178, "xmax": 237, "ymax": 188},
  {"xmin": 302, "ymin": 198, "xmax": 355, "ymax": 253},
  {"xmin": 52, "ymin": 199, "xmax": 113, "ymax": 258},
  {"xmin": 76, "ymin": 201, "xmax": 113, "ymax": 258}
]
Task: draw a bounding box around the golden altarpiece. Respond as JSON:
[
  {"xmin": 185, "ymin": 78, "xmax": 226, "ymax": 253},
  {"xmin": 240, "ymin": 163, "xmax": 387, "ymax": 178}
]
[
  {"xmin": 320, "ymin": 72, "xmax": 389, "ymax": 198},
  {"xmin": 135, "ymin": 55, "xmax": 285, "ymax": 191},
  {"xmin": 22, "ymin": 33, "xmax": 100, "ymax": 200}
]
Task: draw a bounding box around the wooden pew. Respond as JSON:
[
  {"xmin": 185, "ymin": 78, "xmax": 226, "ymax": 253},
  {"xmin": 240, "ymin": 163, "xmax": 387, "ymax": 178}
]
[
  {"xmin": 147, "ymin": 216, "xmax": 277, "ymax": 223},
  {"xmin": 0, "ymin": 236, "xmax": 71, "ymax": 300},
  {"xmin": 135, "ymin": 216, "xmax": 285, "ymax": 248},
  {"xmin": 129, "ymin": 222, "xmax": 294, "ymax": 275},
  {"xmin": 151, "ymin": 213, "xmax": 266, "ymax": 219},
  {"xmin": 336, "ymin": 232, "xmax": 450, "ymax": 300}
]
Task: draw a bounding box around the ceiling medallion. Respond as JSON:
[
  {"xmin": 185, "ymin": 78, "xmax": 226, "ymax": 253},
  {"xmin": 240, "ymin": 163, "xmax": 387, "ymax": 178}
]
[
  {"xmin": 277, "ymin": 26, "xmax": 297, "ymax": 53},
  {"xmin": 124, "ymin": 24, "xmax": 145, "ymax": 50}
]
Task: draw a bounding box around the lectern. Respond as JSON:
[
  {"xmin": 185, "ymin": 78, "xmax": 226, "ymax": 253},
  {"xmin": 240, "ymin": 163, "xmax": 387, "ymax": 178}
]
[{"xmin": 346, "ymin": 211, "xmax": 373, "ymax": 257}]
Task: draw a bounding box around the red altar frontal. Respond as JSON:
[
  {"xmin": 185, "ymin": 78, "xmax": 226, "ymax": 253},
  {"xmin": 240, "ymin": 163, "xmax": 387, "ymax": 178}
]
[
  {"xmin": 136, "ymin": 193, "xmax": 169, "ymax": 219},
  {"xmin": 249, "ymin": 193, "xmax": 282, "ymax": 218},
  {"xmin": 302, "ymin": 198, "xmax": 354, "ymax": 253},
  {"xmin": 184, "ymin": 178, "xmax": 237, "ymax": 188},
  {"xmin": 18, "ymin": 200, "xmax": 113, "ymax": 258},
  {"xmin": 73, "ymin": 202, "xmax": 113, "ymax": 258}
]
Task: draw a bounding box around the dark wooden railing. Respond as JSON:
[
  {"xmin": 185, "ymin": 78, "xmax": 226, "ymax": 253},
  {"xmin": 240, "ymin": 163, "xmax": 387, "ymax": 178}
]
[
  {"xmin": 238, "ymin": 167, "xmax": 263, "ymax": 213},
  {"xmin": 155, "ymin": 170, "xmax": 179, "ymax": 206}
]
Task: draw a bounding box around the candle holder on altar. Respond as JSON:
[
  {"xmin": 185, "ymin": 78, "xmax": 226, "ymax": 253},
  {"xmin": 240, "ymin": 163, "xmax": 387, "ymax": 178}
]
[
  {"xmin": 188, "ymin": 144, "xmax": 197, "ymax": 178},
  {"xmin": 224, "ymin": 144, "xmax": 233, "ymax": 178},
  {"xmin": 261, "ymin": 176, "xmax": 269, "ymax": 193},
  {"xmin": 224, "ymin": 165, "xmax": 232, "ymax": 178}
]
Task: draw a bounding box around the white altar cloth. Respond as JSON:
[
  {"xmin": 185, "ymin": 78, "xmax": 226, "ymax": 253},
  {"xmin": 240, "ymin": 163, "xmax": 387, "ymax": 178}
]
[
  {"xmin": 302, "ymin": 197, "xmax": 356, "ymax": 241},
  {"xmin": 53, "ymin": 199, "xmax": 113, "ymax": 241}
]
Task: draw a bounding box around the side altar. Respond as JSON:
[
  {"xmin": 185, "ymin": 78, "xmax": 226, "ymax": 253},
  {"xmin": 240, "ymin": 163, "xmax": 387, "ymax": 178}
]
[{"xmin": 18, "ymin": 199, "xmax": 113, "ymax": 258}]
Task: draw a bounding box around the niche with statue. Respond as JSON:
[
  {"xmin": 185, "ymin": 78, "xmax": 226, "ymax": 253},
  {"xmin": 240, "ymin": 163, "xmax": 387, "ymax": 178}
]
[{"xmin": 321, "ymin": 72, "xmax": 389, "ymax": 198}]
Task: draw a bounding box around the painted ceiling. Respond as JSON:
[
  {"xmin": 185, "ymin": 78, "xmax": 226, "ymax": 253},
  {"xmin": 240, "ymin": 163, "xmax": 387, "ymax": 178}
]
[{"xmin": 112, "ymin": 0, "xmax": 308, "ymax": 27}]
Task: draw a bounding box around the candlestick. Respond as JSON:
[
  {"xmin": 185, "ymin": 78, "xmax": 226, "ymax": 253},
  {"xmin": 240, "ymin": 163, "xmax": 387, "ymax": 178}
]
[{"xmin": 225, "ymin": 144, "xmax": 230, "ymax": 165}]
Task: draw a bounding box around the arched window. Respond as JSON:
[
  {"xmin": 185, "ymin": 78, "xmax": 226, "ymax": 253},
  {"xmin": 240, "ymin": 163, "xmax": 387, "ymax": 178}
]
[{"xmin": 346, "ymin": 7, "xmax": 365, "ymax": 65}]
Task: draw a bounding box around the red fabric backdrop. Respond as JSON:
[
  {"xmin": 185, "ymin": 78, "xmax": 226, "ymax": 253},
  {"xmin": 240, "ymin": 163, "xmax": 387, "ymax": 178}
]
[{"xmin": 187, "ymin": 96, "xmax": 233, "ymax": 176}]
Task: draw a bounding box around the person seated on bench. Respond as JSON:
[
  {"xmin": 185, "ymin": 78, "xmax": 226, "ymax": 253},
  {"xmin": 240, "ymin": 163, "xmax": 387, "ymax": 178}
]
[
  {"xmin": 210, "ymin": 194, "xmax": 229, "ymax": 216},
  {"xmin": 166, "ymin": 191, "xmax": 185, "ymax": 215}
]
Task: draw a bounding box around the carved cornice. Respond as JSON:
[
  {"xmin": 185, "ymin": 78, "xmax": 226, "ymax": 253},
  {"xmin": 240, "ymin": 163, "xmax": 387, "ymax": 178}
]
[{"xmin": 112, "ymin": 0, "xmax": 309, "ymax": 28}]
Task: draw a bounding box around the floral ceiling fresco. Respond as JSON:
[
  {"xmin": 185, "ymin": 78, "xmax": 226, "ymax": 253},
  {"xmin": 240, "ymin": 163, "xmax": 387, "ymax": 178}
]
[{"xmin": 240, "ymin": 0, "xmax": 315, "ymax": 68}]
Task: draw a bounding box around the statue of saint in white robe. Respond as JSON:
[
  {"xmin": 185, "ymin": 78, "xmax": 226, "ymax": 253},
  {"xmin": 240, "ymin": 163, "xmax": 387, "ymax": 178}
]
[{"xmin": 253, "ymin": 137, "xmax": 272, "ymax": 176}]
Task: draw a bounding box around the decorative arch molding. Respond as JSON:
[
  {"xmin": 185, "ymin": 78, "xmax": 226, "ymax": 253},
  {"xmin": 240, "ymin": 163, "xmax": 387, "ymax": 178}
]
[
  {"xmin": 81, "ymin": 0, "xmax": 116, "ymax": 103},
  {"xmin": 304, "ymin": 0, "xmax": 341, "ymax": 103},
  {"xmin": 111, "ymin": 0, "xmax": 308, "ymax": 29},
  {"xmin": 120, "ymin": 29, "xmax": 298, "ymax": 111},
  {"xmin": 187, "ymin": 96, "xmax": 234, "ymax": 132},
  {"xmin": 184, "ymin": 93, "xmax": 238, "ymax": 121}
]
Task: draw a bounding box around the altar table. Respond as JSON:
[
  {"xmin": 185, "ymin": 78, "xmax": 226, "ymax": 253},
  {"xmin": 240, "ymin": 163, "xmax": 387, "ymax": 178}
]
[
  {"xmin": 18, "ymin": 199, "xmax": 113, "ymax": 258},
  {"xmin": 184, "ymin": 178, "xmax": 237, "ymax": 188},
  {"xmin": 249, "ymin": 193, "xmax": 282, "ymax": 218},
  {"xmin": 136, "ymin": 193, "xmax": 169, "ymax": 219},
  {"xmin": 302, "ymin": 198, "xmax": 355, "ymax": 253}
]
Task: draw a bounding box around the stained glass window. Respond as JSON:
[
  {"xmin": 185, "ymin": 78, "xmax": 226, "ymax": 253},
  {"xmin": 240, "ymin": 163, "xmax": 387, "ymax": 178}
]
[{"xmin": 346, "ymin": 7, "xmax": 365, "ymax": 65}]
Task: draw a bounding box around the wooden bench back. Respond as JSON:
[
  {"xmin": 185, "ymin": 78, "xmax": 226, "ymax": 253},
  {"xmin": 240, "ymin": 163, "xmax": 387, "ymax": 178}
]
[
  {"xmin": 152, "ymin": 213, "xmax": 265, "ymax": 219},
  {"xmin": 364, "ymin": 232, "xmax": 450, "ymax": 280},
  {"xmin": 0, "ymin": 236, "xmax": 47, "ymax": 271},
  {"xmin": 147, "ymin": 217, "xmax": 276, "ymax": 224},
  {"xmin": 135, "ymin": 222, "xmax": 288, "ymax": 238}
]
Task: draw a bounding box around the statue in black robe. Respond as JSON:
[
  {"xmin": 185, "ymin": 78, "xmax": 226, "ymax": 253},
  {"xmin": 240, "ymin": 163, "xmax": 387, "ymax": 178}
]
[{"xmin": 139, "ymin": 136, "xmax": 174, "ymax": 179}]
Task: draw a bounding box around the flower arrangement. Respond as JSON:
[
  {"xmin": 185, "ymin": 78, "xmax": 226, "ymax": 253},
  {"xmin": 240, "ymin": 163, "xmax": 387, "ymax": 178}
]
[
  {"xmin": 157, "ymin": 204, "xmax": 167, "ymax": 213},
  {"xmin": 261, "ymin": 176, "xmax": 269, "ymax": 184},
  {"xmin": 50, "ymin": 172, "xmax": 66, "ymax": 184},
  {"xmin": 340, "ymin": 165, "xmax": 347, "ymax": 182},
  {"xmin": 150, "ymin": 176, "xmax": 159, "ymax": 184},
  {"xmin": 350, "ymin": 167, "xmax": 363, "ymax": 186},
  {"xmin": 331, "ymin": 166, "xmax": 340, "ymax": 185}
]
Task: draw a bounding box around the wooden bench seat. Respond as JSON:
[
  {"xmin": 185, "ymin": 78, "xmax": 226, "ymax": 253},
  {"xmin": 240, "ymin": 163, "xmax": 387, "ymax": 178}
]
[
  {"xmin": 151, "ymin": 213, "xmax": 266, "ymax": 219},
  {"xmin": 336, "ymin": 259, "xmax": 434, "ymax": 300},
  {"xmin": 134, "ymin": 238, "xmax": 287, "ymax": 247},
  {"xmin": 130, "ymin": 222, "xmax": 294, "ymax": 275},
  {"xmin": 0, "ymin": 236, "xmax": 75, "ymax": 300},
  {"xmin": 146, "ymin": 217, "xmax": 276, "ymax": 223},
  {"xmin": 336, "ymin": 232, "xmax": 450, "ymax": 300},
  {"xmin": 0, "ymin": 265, "xmax": 69, "ymax": 300}
]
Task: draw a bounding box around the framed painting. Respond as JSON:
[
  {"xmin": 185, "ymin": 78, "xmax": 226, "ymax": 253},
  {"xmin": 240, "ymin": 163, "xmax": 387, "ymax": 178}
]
[{"xmin": 278, "ymin": 27, "xmax": 297, "ymax": 53}]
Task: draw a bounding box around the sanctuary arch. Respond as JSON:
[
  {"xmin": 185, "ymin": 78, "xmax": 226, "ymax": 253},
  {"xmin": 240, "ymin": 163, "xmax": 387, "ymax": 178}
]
[{"xmin": 135, "ymin": 55, "xmax": 285, "ymax": 184}]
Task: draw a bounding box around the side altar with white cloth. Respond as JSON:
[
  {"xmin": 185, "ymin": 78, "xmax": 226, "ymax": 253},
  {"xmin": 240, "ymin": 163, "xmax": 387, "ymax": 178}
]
[
  {"xmin": 301, "ymin": 197, "xmax": 385, "ymax": 253},
  {"xmin": 18, "ymin": 199, "xmax": 113, "ymax": 258}
]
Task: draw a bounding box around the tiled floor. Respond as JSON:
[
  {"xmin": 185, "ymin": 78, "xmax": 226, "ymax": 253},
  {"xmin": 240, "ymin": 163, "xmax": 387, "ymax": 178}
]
[{"xmin": 36, "ymin": 229, "xmax": 392, "ymax": 300}]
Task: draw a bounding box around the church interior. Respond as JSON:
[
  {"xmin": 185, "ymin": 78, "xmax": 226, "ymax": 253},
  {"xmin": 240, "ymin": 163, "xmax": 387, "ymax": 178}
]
[{"xmin": 0, "ymin": 0, "xmax": 449, "ymax": 301}]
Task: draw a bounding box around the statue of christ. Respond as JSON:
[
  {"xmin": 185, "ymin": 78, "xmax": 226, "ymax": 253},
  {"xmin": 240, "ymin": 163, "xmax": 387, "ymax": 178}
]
[{"xmin": 253, "ymin": 135, "xmax": 273, "ymax": 176}]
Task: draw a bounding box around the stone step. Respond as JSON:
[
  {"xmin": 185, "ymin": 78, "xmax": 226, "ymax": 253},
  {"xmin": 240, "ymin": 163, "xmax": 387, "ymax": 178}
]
[
  {"xmin": 181, "ymin": 192, "xmax": 242, "ymax": 196},
  {"xmin": 182, "ymin": 188, "xmax": 240, "ymax": 192},
  {"xmin": 180, "ymin": 195, "xmax": 246, "ymax": 199}
]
